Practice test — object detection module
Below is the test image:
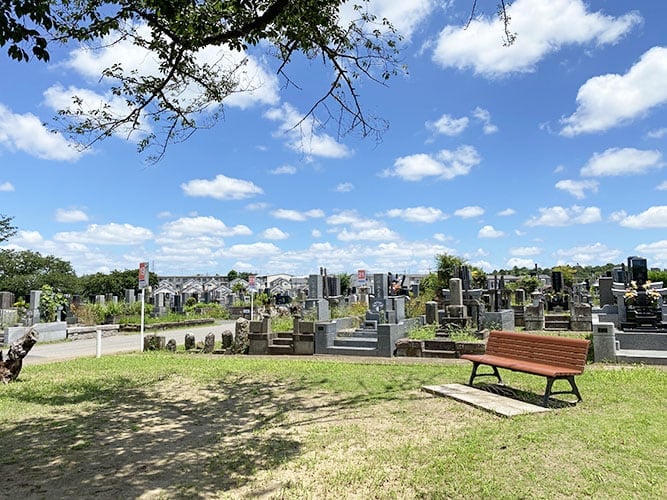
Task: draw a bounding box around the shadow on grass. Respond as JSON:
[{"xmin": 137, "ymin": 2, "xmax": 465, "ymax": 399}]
[
  {"xmin": 0, "ymin": 375, "xmax": 313, "ymax": 498},
  {"xmin": 474, "ymin": 383, "xmax": 577, "ymax": 409},
  {"xmin": 0, "ymin": 367, "xmax": 443, "ymax": 498}
]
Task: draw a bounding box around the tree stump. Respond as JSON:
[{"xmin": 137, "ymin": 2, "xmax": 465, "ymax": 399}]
[{"xmin": 0, "ymin": 328, "xmax": 39, "ymax": 383}]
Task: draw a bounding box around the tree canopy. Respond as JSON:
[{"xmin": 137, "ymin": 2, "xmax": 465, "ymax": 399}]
[
  {"xmin": 78, "ymin": 268, "xmax": 158, "ymax": 298},
  {"xmin": 2, "ymin": 0, "xmax": 403, "ymax": 163},
  {"xmin": 0, "ymin": 249, "xmax": 78, "ymax": 298},
  {"xmin": 0, "ymin": 214, "xmax": 17, "ymax": 243}
]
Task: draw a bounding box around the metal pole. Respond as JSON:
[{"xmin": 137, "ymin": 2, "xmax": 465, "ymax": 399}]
[{"xmin": 140, "ymin": 289, "xmax": 145, "ymax": 352}]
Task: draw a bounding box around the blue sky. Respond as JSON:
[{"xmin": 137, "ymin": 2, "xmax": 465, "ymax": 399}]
[{"xmin": 1, "ymin": 0, "xmax": 666, "ymax": 278}]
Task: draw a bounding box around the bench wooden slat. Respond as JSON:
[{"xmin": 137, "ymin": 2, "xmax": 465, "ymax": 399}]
[{"xmin": 460, "ymin": 330, "xmax": 590, "ymax": 407}]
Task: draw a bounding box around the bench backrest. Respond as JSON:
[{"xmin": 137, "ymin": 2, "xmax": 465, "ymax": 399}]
[{"xmin": 485, "ymin": 330, "xmax": 590, "ymax": 373}]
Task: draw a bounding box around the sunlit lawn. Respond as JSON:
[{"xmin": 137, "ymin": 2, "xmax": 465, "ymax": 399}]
[{"xmin": 1, "ymin": 353, "xmax": 665, "ymax": 498}]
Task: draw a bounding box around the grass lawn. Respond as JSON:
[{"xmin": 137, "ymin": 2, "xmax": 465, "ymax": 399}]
[{"xmin": 1, "ymin": 354, "xmax": 665, "ymax": 499}]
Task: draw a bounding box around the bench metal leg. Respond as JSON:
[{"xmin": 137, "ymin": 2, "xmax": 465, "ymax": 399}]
[
  {"xmin": 468, "ymin": 362, "xmax": 502, "ymax": 386},
  {"xmin": 543, "ymin": 376, "xmax": 584, "ymax": 407}
]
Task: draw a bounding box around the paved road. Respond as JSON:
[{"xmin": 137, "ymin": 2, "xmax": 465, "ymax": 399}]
[{"xmin": 23, "ymin": 320, "xmax": 239, "ymax": 366}]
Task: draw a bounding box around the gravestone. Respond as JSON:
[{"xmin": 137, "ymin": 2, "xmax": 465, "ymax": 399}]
[
  {"xmin": 425, "ymin": 301, "xmax": 438, "ymax": 325},
  {"xmin": 514, "ymin": 289, "xmax": 525, "ymax": 305},
  {"xmin": 125, "ymin": 289, "xmax": 136, "ymax": 304},
  {"xmin": 184, "ymin": 333, "xmax": 195, "ymax": 350},
  {"xmin": 598, "ymin": 277, "xmax": 614, "ymax": 306},
  {"xmin": 166, "ymin": 339, "xmax": 177, "ymax": 352},
  {"xmin": 373, "ymin": 273, "xmax": 389, "ymax": 300},
  {"xmin": 628, "ymin": 256, "xmax": 648, "ymax": 285},
  {"xmin": 203, "ymin": 332, "xmax": 215, "ymax": 353},
  {"xmin": 29, "ymin": 290, "xmax": 41, "ymax": 325},
  {"xmin": 447, "ymin": 278, "xmax": 466, "ymax": 318},
  {"xmin": 221, "ymin": 330, "xmax": 233, "ymax": 349},
  {"xmin": 308, "ymin": 274, "xmax": 323, "ymax": 299},
  {"xmin": 524, "ymin": 302, "xmax": 545, "ymax": 330},
  {"xmin": 0, "ymin": 291, "xmax": 15, "ymax": 309}
]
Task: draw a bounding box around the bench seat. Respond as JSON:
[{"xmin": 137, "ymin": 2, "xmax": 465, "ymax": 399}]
[{"xmin": 461, "ymin": 330, "xmax": 590, "ymax": 407}]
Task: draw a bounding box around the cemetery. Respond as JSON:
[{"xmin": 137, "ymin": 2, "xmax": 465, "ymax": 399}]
[{"xmin": 3, "ymin": 256, "xmax": 666, "ymax": 373}]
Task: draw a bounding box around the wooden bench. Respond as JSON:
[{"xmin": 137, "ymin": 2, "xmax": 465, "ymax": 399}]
[{"xmin": 461, "ymin": 330, "xmax": 590, "ymax": 407}]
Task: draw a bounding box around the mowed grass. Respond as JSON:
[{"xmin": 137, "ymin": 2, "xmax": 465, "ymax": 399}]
[{"xmin": 0, "ymin": 354, "xmax": 665, "ymax": 499}]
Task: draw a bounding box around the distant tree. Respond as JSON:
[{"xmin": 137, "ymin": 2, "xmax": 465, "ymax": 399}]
[
  {"xmin": 648, "ymin": 270, "xmax": 667, "ymax": 284},
  {"xmin": 0, "ymin": 214, "xmax": 17, "ymax": 242},
  {"xmin": 434, "ymin": 253, "xmax": 486, "ymax": 292},
  {"xmin": 78, "ymin": 268, "xmax": 158, "ymax": 298},
  {"xmin": 227, "ymin": 269, "xmax": 239, "ymax": 282},
  {"xmin": 509, "ymin": 275, "xmax": 542, "ymax": 295},
  {"xmin": 338, "ymin": 273, "xmax": 351, "ymax": 294},
  {"xmin": 0, "ymin": 249, "xmax": 78, "ymax": 298}
]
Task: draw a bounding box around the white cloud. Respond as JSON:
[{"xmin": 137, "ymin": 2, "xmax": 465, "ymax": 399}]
[
  {"xmin": 454, "ymin": 206, "xmax": 484, "ymax": 218},
  {"xmin": 340, "ymin": 0, "xmax": 435, "ymax": 40},
  {"xmin": 506, "ymin": 257, "xmax": 535, "ymax": 268},
  {"xmin": 580, "ymin": 148, "xmax": 664, "ymax": 177},
  {"xmin": 63, "ymin": 23, "xmax": 279, "ymax": 110},
  {"xmin": 335, "ymin": 182, "xmax": 354, "ymax": 193},
  {"xmin": 311, "ymin": 229, "xmax": 322, "ymax": 238},
  {"xmin": 338, "ymin": 226, "xmax": 400, "ymax": 242},
  {"xmin": 554, "ymin": 243, "xmax": 622, "ymax": 265},
  {"xmin": 53, "ymin": 223, "xmax": 153, "ymax": 245},
  {"xmin": 271, "ymin": 165, "xmax": 297, "ymax": 175},
  {"xmin": 617, "ymin": 206, "xmax": 667, "ymax": 229},
  {"xmin": 561, "ymin": 46, "xmax": 667, "ymax": 136},
  {"xmin": 635, "ymin": 240, "xmax": 667, "ymax": 262},
  {"xmin": 427, "ymin": 114, "xmax": 469, "ymax": 136},
  {"xmin": 555, "ymin": 179, "xmax": 599, "ymax": 199},
  {"xmin": 55, "ymin": 208, "xmax": 89, "ymax": 223},
  {"xmin": 261, "ymin": 227, "xmax": 289, "ymax": 240},
  {"xmin": 510, "ymin": 246, "xmax": 542, "ymax": 257},
  {"xmin": 647, "ymin": 127, "xmax": 667, "ymax": 139},
  {"xmin": 497, "ymin": 208, "xmax": 516, "ymax": 216},
  {"xmin": 657, "ymin": 181, "xmax": 667, "ymax": 191},
  {"xmin": 272, "ymin": 208, "xmax": 325, "ymax": 221},
  {"xmin": 472, "ymin": 107, "xmax": 498, "ymax": 134},
  {"xmin": 432, "ymin": 0, "xmax": 640, "ymax": 77},
  {"xmin": 478, "ymin": 225, "xmax": 504, "ymax": 238},
  {"xmin": 0, "ymin": 181, "xmax": 15, "ymax": 192},
  {"xmin": 433, "ymin": 233, "xmax": 455, "ymax": 243},
  {"xmin": 43, "ymin": 84, "xmax": 151, "ymax": 143},
  {"xmin": 0, "ymin": 103, "xmax": 83, "ymax": 161},
  {"xmin": 385, "ymin": 206, "xmax": 447, "ymax": 223},
  {"xmin": 226, "ymin": 242, "xmax": 282, "ymax": 259},
  {"xmin": 382, "ymin": 145, "xmax": 481, "ymax": 182},
  {"xmin": 181, "ymin": 174, "xmax": 264, "ymax": 200},
  {"xmin": 264, "ymin": 103, "xmax": 352, "ymax": 159},
  {"xmin": 161, "ymin": 216, "xmax": 252, "ymax": 238},
  {"xmin": 526, "ymin": 206, "xmax": 602, "ymax": 226}
]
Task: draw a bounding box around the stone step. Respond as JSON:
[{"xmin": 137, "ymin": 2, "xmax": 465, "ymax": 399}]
[
  {"xmin": 424, "ymin": 339, "xmax": 456, "ymax": 351},
  {"xmin": 267, "ymin": 344, "xmax": 293, "ymax": 355},
  {"xmin": 545, "ymin": 321, "xmax": 570, "ymax": 329},
  {"xmin": 616, "ymin": 349, "xmax": 667, "ymax": 366},
  {"xmin": 275, "ymin": 331, "xmax": 293, "ymax": 339},
  {"xmin": 325, "ymin": 345, "xmax": 378, "ymax": 357},
  {"xmin": 421, "ymin": 349, "xmax": 458, "ymax": 359},
  {"xmin": 545, "ymin": 314, "xmax": 570, "ymax": 321},
  {"xmin": 272, "ymin": 337, "xmax": 293, "ymax": 346},
  {"xmin": 334, "ymin": 337, "xmax": 377, "ymax": 348}
]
